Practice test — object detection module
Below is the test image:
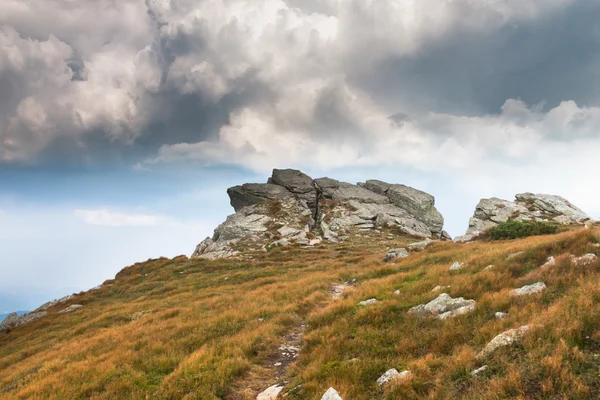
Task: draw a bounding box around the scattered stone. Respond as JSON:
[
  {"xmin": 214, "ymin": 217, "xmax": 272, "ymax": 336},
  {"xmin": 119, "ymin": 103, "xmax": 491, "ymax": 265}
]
[
  {"xmin": 273, "ymin": 362, "xmax": 282, "ymax": 367},
  {"xmin": 484, "ymin": 265, "xmax": 494, "ymax": 270},
  {"xmin": 571, "ymin": 253, "xmax": 598, "ymax": 266},
  {"xmin": 506, "ymin": 251, "xmax": 524, "ymax": 260},
  {"xmin": 257, "ymin": 384, "xmax": 284, "ymax": 400},
  {"xmin": 307, "ymin": 238, "xmax": 322, "ymax": 246},
  {"xmin": 385, "ymin": 248, "xmax": 409, "ymax": 262},
  {"xmin": 495, "ymin": 312, "xmax": 509, "ymax": 319},
  {"xmin": 266, "ymin": 238, "xmax": 290, "ymax": 250},
  {"xmin": 471, "ymin": 365, "xmax": 488, "ymax": 376},
  {"xmin": 408, "ymin": 293, "xmax": 475, "ymax": 319},
  {"xmin": 358, "ymin": 299, "xmax": 379, "ymax": 306},
  {"xmin": 449, "ymin": 262, "xmax": 464, "ymax": 271},
  {"xmin": 511, "ymin": 282, "xmax": 546, "ymax": 296},
  {"xmin": 459, "ymin": 193, "xmax": 591, "ymax": 241},
  {"xmin": 407, "ymin": 238, "xmax": 435, "ymax": 251},
  {"xmin": 330, "ymin": 283, "xmax": 350, "ymax": 299},
  {"xmin": 540, "ymin": 256, "xmax": 556, "ymax": 270},
  {"xmin": 478, "ymin": 325, "xmax": 530, "ymax": 358},
  {"xmin": 393, "ymin": 289, "xmax": 401, "ymax": 295},
  {"xmin": 431, "ymin": 285, "xmax": 450, "ymax": 292},
  {"xmin": 376, "ymin": 368, "xmax": 411, "ymax": 387},
  {"xmin": 321, "ymin": 387, "xmax": 343, "ymax": 400},
  {"xmin": 58, "ymin": 304, "xmax": 83, "ymax": 314}
]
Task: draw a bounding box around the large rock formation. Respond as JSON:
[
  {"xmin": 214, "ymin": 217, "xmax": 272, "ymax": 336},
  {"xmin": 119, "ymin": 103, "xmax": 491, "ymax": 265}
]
[
  {"xmin": 192, "ymin": 169, "xmax": 446, "ymax": 259},
  {"xmin": 457, "ymin": 193, "xmax": 592, "ymax": 241}
]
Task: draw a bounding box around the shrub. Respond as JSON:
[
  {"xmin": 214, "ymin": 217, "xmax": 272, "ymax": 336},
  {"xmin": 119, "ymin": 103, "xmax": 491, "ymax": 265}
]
[{"xmin": 488, "ymin": 220, "xmax": 559, "ymax": 240}]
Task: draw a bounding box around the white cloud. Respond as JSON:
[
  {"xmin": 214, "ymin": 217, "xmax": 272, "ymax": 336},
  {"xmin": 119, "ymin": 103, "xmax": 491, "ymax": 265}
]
[
  {"xmin": 73, "ymin": 209, "xmax": 166, "ymax": 227},
  {"xmin": 0, "ymin": 0, "xmax": 580, "ymax": 162}
]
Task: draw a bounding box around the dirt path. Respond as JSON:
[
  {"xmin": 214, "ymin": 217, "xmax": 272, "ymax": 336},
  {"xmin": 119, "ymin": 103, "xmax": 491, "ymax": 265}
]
[{"xmin": 227, "ymin": 281, "xmax": 355, "ymax": 400}]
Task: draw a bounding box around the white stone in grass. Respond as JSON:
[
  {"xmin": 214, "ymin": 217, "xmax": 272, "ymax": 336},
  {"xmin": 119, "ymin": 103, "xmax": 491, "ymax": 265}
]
[
  {"xmin": 510, "ymin": 282, "xmax": 546, "ymax": 296},
  {"xmin": 471, "ymin": 365, "xmax": 488, "ymax": 376},
  {"xmin": 257, "ymin": 384, "xmax": 283, "ymax": 400},
  {"xmin": 571, "ymin": 253, "xmax": 598, "ymax": 267},
  {"xmin": 477, "ymin": 325, "xmax": 530, "ymax": 359},
  {"xmin": 449, "ymin": 262, "xmax": 464, "ymax": 271},
  {"xmin": 393, "ymin": 289, "xmax": 401, "ymax": 295},
  {"xmin": 376, "ymin": 369, "xmax": 411, "ymax": 387},
  {"xmin": 431, "ymin": 285, "xmax": 450, "ymax": 292},
  {"xmin": 358, "ymin": 298, "xmax": 379, "ymax": 306},
  {"xmin": 321, "ymin": 387, "xmax": 343, "ymax": 400},
  {"xmin": 540, "ymin": 256, "xmax": 556, "ymax": 270},
  {"xmin": 484, "ymin": 265, "xmax": 494, "ymax": 270},
  {"xmin": 494, "ymin": 312, "xmax": 508, "ymax": 319},
  {"xmin": 408, "ymin": 293, "xmax": 475, "ymax": 319}
]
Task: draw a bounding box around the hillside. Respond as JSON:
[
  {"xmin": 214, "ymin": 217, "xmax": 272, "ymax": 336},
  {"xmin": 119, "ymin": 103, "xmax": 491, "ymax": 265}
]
[{"xmin": 2, "ymin": 226, "xmax": 600, "ymax": 399}]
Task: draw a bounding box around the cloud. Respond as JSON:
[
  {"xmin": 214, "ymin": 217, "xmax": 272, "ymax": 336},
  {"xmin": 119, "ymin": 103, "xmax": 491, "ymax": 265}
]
[
  {"xmin": 73, "ymin": 209, "xmax": 166, "ymax": 227},
  {"xmin": 2, "ymin": 0, "xmax": 597, "ymax": 168}
]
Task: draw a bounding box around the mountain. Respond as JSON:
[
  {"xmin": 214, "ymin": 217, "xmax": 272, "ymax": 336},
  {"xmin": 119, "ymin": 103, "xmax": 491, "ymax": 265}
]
[
  {"xmin": 0, "ymin": 311, "xmax": 27, "ymax": 322},
  {"xmin": 0, "ymin": 172, "xmax": 598, "ymax": 399}
]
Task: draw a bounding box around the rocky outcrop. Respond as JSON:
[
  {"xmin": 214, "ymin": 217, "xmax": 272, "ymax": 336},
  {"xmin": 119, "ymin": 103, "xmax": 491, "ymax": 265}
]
[
  {"xmin": 457, "ymin": 193, "xmax": 591, "ymax": 241},
  {"xmin": 193, "ymin": 169, "xmax": 446, "ymax": 259},
  {"xmin": 0, "ymin": 311, "xmax": 47, "ymax": 330}
]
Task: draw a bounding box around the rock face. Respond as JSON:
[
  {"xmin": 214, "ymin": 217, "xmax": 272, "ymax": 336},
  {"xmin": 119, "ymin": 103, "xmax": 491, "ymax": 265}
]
[
  {"xmin": 193, "ymin": 169, "xmax": 446, "ymax": 259},
  {"xmin": 457, "ymin": 193, "xmax": 591, "ymax": 241},
  {"xmin": 408, "ymin": 293, "xmax": 476, "ymax": 320}
]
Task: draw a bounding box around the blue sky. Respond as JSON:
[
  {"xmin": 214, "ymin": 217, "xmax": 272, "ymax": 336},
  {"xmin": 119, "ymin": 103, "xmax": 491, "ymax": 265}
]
[{"xmin": 2, "ymin": 0, "xmax": 600, "ymax": 311}]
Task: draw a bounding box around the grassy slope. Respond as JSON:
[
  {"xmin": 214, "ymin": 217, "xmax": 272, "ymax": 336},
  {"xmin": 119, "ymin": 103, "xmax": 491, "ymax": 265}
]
[{"xmin": 1, "ymin": 228, "xmax": 600, "ymax": 399}]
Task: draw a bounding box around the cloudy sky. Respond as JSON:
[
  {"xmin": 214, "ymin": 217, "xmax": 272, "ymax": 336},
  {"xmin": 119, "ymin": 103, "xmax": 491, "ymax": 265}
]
[{"xmin": 1, "ymin": 0, "xmax": 600, "ymax": 311}]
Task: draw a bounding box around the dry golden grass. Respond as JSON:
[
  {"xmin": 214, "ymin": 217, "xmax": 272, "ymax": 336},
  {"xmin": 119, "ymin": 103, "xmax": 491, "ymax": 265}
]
[{"xmin": 1, "ymin": 228, "xmax": 600, "ymax": 399}]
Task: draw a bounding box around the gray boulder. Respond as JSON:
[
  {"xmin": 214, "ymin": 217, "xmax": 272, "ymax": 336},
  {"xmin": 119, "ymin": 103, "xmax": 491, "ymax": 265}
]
[
  {"xmin": 409, "ymin": 293, "xmax": 475, "ymax": 319},
  {"xmin": 477, "ymin": 325, "xmax": 530, "ymax": 358},
  {"xmin": 386, "ymin": 248, "xmax": 409, "ymax": 261},
  {"xmin": 459, "ymin": 193, "xmax": 591, "ymax": 240},
  {"xmin": 271, "ymin": 168, "xmax": 318, "ymax": 211},
  {"xmin": 510, "ymin": 282, "xmax": 546, "ymax": 296}
]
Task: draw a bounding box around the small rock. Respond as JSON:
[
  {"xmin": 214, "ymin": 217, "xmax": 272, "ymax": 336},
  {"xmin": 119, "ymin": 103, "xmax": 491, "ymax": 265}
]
[
  {"xmin": 449, "ymin": 262, "xmax": 464, "ymax": 271},
  {"xmin": 273, "ymin": 362, "xmax": 282, "ymax": 367},
  {"xmin": 393, "ymin": 289, "xmax": 401, "ymax": 295},
  {"xmin": 308, "ymin": 238, "xmax": 322, "ymax": 246},
  {"xmin": 376, "ymin": 368, "xmax": 411, "ymax": 387},
  {"xmin": 510, "ymin": 282, "xmax": 546, "ymax": 296},
  {"xmin": 471, "ymin": 365, "xmax": 488, "ymax": 376},
  {"xmin": 407, "ymin": 238, "xmax": 434, "ymax": 251},
  {"xmin": 571, "ymin": 253, "xmax": 598, "ymax": 266},
  {"xmin": 494, "ymin": 312, "xmax": 508, "ymax": 319},
  {"xmin": 484, "ymin": 265, "xmax": 494, "ymax": 270},
  {"xmin": 358, "ymin": 298, "xmax": 379, "ymax": 306},
  {"xmin": 477, "ymin": 325, "xmax": 530, "ymax": 358},
  {"xmin": 506, "ymin": 251, "xmax": 524, "ymax": 260},
  {"xmin": 257, "ymin": 384, "xmax": 284, "ymax": 400},
  {"xmin": 540, "ymin": 256, "xmax": 556, "ymax": 269},
  {"xmin": 431, "ymin": 285, "xmax": 450, "ymax": 292},
  {"xmin": 408, "ymin": 293, "xmax": 475, "ymax": 319},
  {"xmin": 385, "ymin": 248, "xmax": 409, "ymax": 262},
  {"xmin": 321, "ymin": 387, "xmax": 343, "ymax": 400}
]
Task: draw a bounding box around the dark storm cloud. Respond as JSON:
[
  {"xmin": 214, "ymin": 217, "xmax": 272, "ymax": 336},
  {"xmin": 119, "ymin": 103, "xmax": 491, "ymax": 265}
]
[
  {"xmin": 2, "ymin": 0, "xmax": 600, "ymax": 170},
  {"xmin": 355, "ymin": 0, "xmax": 600, "ymax": 117}
]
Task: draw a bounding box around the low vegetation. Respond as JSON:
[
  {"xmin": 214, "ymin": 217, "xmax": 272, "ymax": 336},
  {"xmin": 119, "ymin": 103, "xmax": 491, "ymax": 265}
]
[
  {"xmin": 1, "ymin": 228, "xmax": 600, "ymax": 399},
  {"xmin": 487, "ymin": 220, "xmax": 559, "ymax": 240}
]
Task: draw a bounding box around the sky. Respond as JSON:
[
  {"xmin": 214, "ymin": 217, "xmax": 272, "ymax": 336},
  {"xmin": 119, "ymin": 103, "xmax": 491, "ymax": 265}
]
[{"xmin": 1, "ymin": 0, "xmax": 600, "ymax": 312}]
